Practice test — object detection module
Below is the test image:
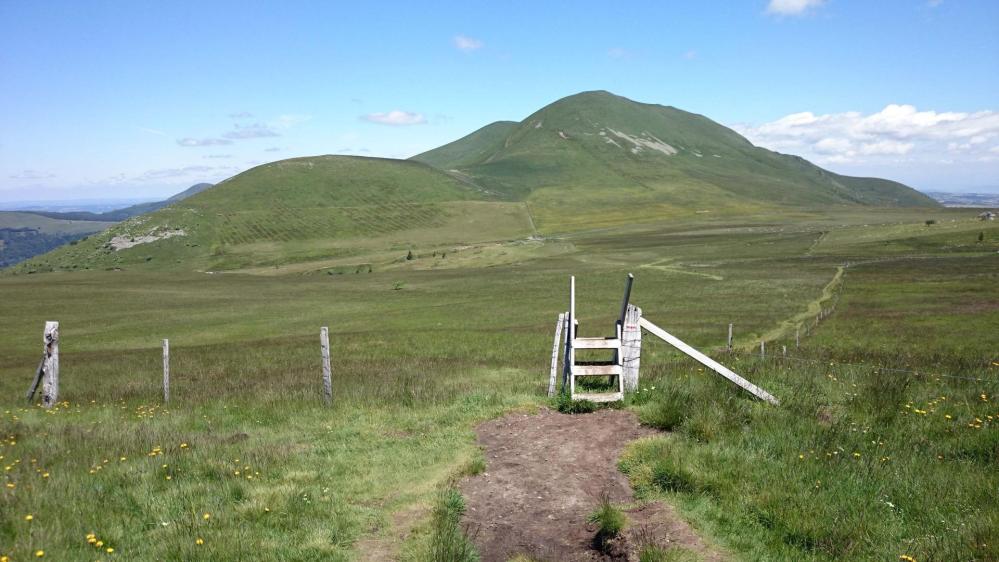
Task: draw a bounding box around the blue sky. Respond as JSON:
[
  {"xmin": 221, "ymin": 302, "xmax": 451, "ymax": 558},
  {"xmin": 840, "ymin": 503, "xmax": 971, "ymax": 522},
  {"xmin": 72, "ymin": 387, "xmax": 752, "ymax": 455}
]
[{"xmin": 1, "ymin": 0, "xmax": 997, "ymax": 203}]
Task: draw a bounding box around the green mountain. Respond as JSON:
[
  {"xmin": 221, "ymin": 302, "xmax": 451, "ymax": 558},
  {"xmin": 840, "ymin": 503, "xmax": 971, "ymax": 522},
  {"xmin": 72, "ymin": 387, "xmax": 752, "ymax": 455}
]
[
  {"xmin": 11, "ymin": 156, "xmax": 533, "ymax": 273},
  {"xmin": 413, "ymin": 91, "xmax": 937, "ymax": 229}
]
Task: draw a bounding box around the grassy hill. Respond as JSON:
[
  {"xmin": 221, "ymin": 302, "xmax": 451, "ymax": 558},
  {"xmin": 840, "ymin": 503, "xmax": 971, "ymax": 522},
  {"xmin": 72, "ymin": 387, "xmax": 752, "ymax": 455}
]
[
  {"xmin": 9, "ymin": 156, "xmax": 534, "ymax": 273},
  {"xmin": 413, "ymin": 91, "xmax": 938, "ymax": 230}
]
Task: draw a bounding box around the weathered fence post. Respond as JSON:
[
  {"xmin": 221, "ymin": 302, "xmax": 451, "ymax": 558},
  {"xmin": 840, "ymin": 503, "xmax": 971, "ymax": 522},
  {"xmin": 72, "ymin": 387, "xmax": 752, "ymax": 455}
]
[
  {"xmin": 41, "ymin": 321, "xmax": 59, "ymax": 408},
  {"xmin": 760, "ymin": 340, "xmax": 765, "ymax": 359},
  {"xmin": 320, "ymin": 327, "xmax": 332, "ymax": 405},
  {"xmin": 727, "ymin": 323, "xmax": 733, "ymax": 353},
  {"xmin": 782, "ymin": 345, "xmax": 787, "ymax": 358},
  {"xmin": 621, "ymin": 304, "xmax": 642, "ymax": 392},
  {"xmin": 162, "ymin": 339, "xmax": 170, "ymax": 403},
  {"xmin": 795, "ymin": 328, "xmax": 800, "ymax": 349},
  {"xmin": 547, "ymin": 313, "xmax": 566, "ymax": 397}
]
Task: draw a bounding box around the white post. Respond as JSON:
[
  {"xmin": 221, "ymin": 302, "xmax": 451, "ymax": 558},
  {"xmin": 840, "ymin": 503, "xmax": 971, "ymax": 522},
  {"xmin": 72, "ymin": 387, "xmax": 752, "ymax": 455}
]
[
  {"xmin": 621, "ymin": 305, "xmax": 642, "ymax": 392},
  {"xmin": 760, "ymin": 340, "xmax": 765, "ymax": 359},
  {"xmin": 162, "ymin": 339, "xmax": 170, "ymax": 403},
  {"xmin": 320, "ymin": 327, "xmax": 332, "ymax": 405},
  {"xmin": 547, "ymin": 313, "xmax": 565, "ymax": 397},
  {"xmin": 727, "ymin": 323, "xmax": 733, "ymax": 352},
  {"xmin": 795, "ymin": 328, "xmax": 800, "ymax": 349},
  {"xmin": 41, "ymin": 321, "xmax": 59, "ymax": 408},
  {"xmin": 782, "ymin": 345, "xmax": 787, "ymax": 358}
]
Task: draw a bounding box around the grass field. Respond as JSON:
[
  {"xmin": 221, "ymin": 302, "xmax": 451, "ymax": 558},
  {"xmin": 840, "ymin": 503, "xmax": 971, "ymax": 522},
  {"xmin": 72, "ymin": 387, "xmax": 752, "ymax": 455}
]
[{"xmin": 1, "ymin": 207, "xmax": 997, "ymax": 560}]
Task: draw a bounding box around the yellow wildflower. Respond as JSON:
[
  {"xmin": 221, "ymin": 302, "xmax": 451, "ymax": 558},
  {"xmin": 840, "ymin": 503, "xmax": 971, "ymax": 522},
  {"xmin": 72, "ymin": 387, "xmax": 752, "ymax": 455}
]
[
  {"xmin": 196, "ymin": 538, "xmax": 204, "ymax": 545},
  {"xmin": 25, "ymin": 514, "xmax": 34, "ymax": 521},
  {"xmin": 203, "ymin": 513, "xmax": 211, "ymax": 520},
  {"xmin": 35, "ymin": 550, "xmax": 45, "ymax": 558}
]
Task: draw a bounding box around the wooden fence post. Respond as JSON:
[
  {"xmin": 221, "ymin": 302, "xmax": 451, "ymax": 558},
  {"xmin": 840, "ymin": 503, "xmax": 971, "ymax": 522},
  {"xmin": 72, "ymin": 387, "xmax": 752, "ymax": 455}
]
[
  {"xmin": 162, "ymin": 339, "xmax": 170, "ymax": 403},
  {"xmin": 621, "ymin": 304, "xmax": 642, "ymax": 392},
  {"xmin": 41, "ymin": 321, "xmax": 59, "ymax": 408},
  {"xmin": 320, "ymin": 327, "xmax": 332, "ymax": 405},
  {"xmin": 782, "ymin": 345, "xmax": 787, "ymax": 358},
  {"xmin": 760, "ymin": 340, "xmax": 765, "ymax": 359},
  {"xmin": 727, "ymin": 323, "xmax": 733, "ymax": 352},
  {"xmin": 547, "ymin": 313, "xmax": 566, "ymax": 397},
  {"xmin": 795, "ymin": 328, "xmax": 800, "ymax": 349}
]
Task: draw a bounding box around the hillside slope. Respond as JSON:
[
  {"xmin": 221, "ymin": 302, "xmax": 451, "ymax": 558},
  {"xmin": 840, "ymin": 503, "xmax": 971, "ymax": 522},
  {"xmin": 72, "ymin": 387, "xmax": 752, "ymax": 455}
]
[
  {"xmin": 412, "ymin": 91, "xmax": 937, "ymax": 229},
  {"xmin": 0, "ymin": 212, "xmax": 115, "ymax": 268},
  {"xmin": 11, "ymin": 156, "xmax": 533, "ymax": 273}
]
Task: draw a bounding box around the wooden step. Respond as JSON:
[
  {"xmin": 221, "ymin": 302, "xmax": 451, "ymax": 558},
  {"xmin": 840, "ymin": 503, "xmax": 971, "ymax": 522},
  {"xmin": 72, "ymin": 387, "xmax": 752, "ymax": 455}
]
[
  {"xmin": 573, "ymin": 391, "xmax": 624, "ymax": 403},
  {"xmin": 572, "ymin": 337, "xmax": 621, "ymax": 350},
  {"xmin": 571, "ymin": 364, "xmax": 623, "ymax": 376}
]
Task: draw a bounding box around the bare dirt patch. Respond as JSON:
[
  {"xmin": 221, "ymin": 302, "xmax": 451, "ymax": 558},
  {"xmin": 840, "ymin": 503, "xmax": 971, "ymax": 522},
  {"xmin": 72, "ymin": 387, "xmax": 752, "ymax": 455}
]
[{"xmin": 460, "ymin": 408, "xmax": 725, "ymax": 561}]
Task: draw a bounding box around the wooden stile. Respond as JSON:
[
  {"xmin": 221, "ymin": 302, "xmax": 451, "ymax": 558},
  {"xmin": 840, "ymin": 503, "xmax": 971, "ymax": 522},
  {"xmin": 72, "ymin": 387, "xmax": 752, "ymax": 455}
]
[{"xmin": 320, "ymin": 327, "xmax": 332, "ymax": 405}]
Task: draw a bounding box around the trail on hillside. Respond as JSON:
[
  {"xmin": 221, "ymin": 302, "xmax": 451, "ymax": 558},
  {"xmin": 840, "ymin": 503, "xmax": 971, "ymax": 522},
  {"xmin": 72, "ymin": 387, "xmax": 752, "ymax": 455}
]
[
  {"xmin": 748, "ymin": 264, "xmax": 845, "ymax": 349},
  {"xmin": 460, "ymin": 409, "xmax": 726, "ymax": 561}
]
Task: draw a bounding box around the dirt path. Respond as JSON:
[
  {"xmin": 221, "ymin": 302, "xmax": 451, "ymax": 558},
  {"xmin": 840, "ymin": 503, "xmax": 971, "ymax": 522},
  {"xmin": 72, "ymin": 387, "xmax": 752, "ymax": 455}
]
[{"xmin": 460, "ymin": 408, "xmax": 725, "ymax": 561}]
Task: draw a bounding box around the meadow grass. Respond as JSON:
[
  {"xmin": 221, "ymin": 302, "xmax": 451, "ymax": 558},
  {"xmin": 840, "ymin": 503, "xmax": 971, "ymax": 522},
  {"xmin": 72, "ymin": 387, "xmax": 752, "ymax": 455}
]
[{"xmin": 1, "ymin": 208, "xmax": 996, "ymax": 560}]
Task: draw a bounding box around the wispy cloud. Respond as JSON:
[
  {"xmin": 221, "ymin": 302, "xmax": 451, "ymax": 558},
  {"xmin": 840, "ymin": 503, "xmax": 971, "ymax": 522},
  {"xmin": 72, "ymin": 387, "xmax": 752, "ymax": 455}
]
[
  {"xmin": 264, "ymin": 147, "xmax": 282, "ymax": 152},
  {"xmin": 223, "ymin": 123, "xmax": 280, "ymax": 139},
  {"xmin": 454, "ymin": 34, "xmax": 483, "ymax": 52},
  {"xmin": 139, "ymin": 127, "xmax": 167, "ymax": 136},
  {"xmin": 177, "ymin": 137, "xmax": 233, "ymax": 147},
  {"xmin": 134, "ymin": 165, "xmax": 227, "ymax": 182},
  {"xmin": 766, "ymin": 0, "xmax": 825, "ymax": 16},
  {"xmin": 228, "ymin": 111, "xmax": 253, "ymax": 119},
  {"xmin": 682, "ymin": 49, "xmax": 698, "ymax": 60},
  {"xmin": 733, "ymin": 104, "xmax": 999, "ymax": 165},
  {"xmin": 361, "ymin": 110, "xmax": 427, "ymax": 126},
  {"xmin": 9, "ymin": 170, "xmax": 55, "ymax": 180},
  {"xmin": 203, "ymin": 154, "xmax": 232, "ymax": 159},
  {"xmin": 132, "ymin": 166, "xmax": 237, "ymax": 182},
  {"xmin": 927, "ymin": 0, "xmax": 943, "ymax": 7}
]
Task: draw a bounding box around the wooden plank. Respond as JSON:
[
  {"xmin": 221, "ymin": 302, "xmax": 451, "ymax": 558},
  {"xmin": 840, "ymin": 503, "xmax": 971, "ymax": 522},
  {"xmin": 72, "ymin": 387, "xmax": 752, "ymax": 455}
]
[
  {"xmin": 547, "ymin": 313, "xmax": 565, "ymax": 397},
  {"xmin": 571, "ymin": 364, "xmax": 623, "ymax": 376},
  {"xmin": 320, "ymin": 327, "xmax": 332, "ymax": 405},
  {"xmin": 574, "ymin": 391, "xmax": 624, "ymax": 403},
  {"xmin": 41, "ymin": 321, "xmax": 59, "ymax": 409},
  {"xmin": 621, "ymin": 304, "xmax": 642, "ymax": 392},
  {"xmin": 560, "ymin": 312, "xmax": 570, "ymax": 393},
  {"xmin": 639, "ymin": 317, "xmax": 779, "ymax": 405},
  {"xmin": 25, "ymin": 355, "xmax": 45, "ymax": 403},
  {"xmin": 572, "ymin": 337, "xmax": 620, "ymax": 349},
  {"xmin": 162, "ymin": 339, "xmax": 170, "ymax": 403}
]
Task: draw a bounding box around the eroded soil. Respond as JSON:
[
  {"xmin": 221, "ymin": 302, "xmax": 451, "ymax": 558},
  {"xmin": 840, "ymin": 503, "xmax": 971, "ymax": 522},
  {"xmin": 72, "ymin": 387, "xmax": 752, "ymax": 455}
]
[{"xmin": 460, "ymin": 408, "xmax": 726, "ymax": 561}]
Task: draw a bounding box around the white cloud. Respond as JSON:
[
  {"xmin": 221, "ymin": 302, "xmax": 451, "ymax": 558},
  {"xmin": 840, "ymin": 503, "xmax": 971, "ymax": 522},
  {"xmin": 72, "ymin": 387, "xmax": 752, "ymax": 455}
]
[
  {"xmin": 361, "ymin": 110, "xmax": 427, "ymax": 126},
  {"xmin": 927, "ymin": 0, "xmax": 943, "ymax": 7},
  {"xmin": 766, "ymin": 0, "xmax": 825, "ymax": 16},
  {"xmin": 732, "ymin": 104, "xmax": 999, "ymax": 167},
  {"xmin": 453, "ymin": 34, "xmax": 483, "ymax": 52},
  {"xmin": 682, "ymin": 49, "xmax": 697, "ymax": 60},
  {"xmin": 134, "ymin": 165, "xmax": 228, "ymax": 182}
]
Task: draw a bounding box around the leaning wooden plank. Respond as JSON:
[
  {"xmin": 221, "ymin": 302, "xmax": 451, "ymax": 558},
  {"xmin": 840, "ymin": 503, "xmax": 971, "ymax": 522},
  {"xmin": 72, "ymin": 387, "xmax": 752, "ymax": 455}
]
[
  {"xmin": 639, "ymin": 317, "xmax": 779, "ymax": 405},
  {"xmin": 25, "ymin": 355, "xmax": 45, "ymax": 403},
  {"xmin": 547, "ymin": 313, "xmax": 566, "ymax": 397}
]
